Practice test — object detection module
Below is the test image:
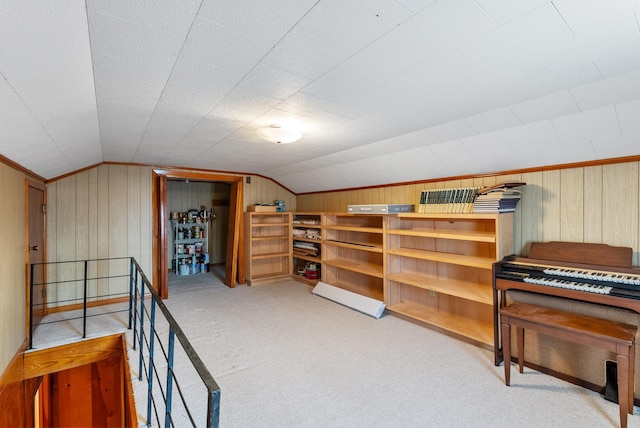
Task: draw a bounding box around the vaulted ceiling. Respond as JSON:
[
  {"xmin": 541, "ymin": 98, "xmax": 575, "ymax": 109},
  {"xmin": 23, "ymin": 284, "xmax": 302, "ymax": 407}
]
[{"xmin": 1, "ymin": 1, "xmax": 639, "ymax": 193}]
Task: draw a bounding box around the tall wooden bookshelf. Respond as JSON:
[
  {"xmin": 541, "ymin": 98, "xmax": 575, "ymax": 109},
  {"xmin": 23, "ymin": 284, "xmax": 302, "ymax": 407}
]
[
  {"xmin": 244, "ymin": 212, "xmax": 292, "ymax": 286},
  {"xmin": 385, "ymin": 213, "xmax": 513, "ymax": 348},
  {"xmin": 322, "ymin": 213, "xmax": 385, "ymax": 301},
  {"xmin": 292, "ymin": 212, "xmax": 323, "ymax": 285}
]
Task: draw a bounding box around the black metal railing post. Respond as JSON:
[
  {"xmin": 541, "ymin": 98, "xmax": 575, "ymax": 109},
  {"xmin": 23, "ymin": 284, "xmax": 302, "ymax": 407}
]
[
  {"xmin": 147, "ymin": 298, "xmax": 157, "ymax": 425},
  {"xmin": 29, "ymin": 263, "xmax": 35, "ymax": 349},
  {"xmin": 128, "ymin": 258, "xmax": 134, "ymax": 330},
  {"xmin": 207, "ymin": 389, "xmax": 221, "ymax": 428},
  {"xmin": 133, "ymin": 266, "xmax": 139, "ymax": 352},
  {"xmin": 82, "ymin": 260, "xmax": 88, "ymax": 338},
  {"xmin": 165, "ymin": 327, "xmax": 175, "ymax": 428},
  {"xmin": 138, "ymin": 284, "xmax": 145, "ymax": 381}
]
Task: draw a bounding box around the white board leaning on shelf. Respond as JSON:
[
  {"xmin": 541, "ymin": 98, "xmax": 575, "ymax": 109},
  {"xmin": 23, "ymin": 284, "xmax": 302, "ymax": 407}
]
[{"xmin": 312, "ymin": 281, "xmax": 386, "ymax": 319}]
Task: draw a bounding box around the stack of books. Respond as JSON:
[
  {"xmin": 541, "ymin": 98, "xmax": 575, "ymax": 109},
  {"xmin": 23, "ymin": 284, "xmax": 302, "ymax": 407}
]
[
  {"xmin": 418, "ymin": 187, "xmax": 480, "ymax": 214},
  {"xmin": 472, "ymin": 182, "xmax": 525, "ymax": 213}
]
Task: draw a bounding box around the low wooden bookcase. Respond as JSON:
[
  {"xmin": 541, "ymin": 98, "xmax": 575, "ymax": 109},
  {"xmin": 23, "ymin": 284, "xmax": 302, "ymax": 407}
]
[
  {"xmin": 244, "ymin": 212, "xmax": 292, "ymax": 286},
  {"xmin": 385, "ymin": 213, "xmax": 513, "ymax": 348},
  {"xmin": 322, "ymin": 213, "xmax": 385, "ymax": 301}
]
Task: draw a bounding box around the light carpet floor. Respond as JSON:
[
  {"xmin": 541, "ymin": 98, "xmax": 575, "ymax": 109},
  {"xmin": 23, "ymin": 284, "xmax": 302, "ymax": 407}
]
[{"xmin": 33, "ymin": 270, "xmax": 640, "ymax": 427}]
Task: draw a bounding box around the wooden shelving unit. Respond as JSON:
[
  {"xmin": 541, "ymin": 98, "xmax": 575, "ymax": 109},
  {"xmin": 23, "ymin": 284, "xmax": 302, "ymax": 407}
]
[
  {"xmin": 244, "ymin": 212, "xmax": 292, "ymax": 286},
  {"xmin": 291, "ymin": 212, "xmax": 323, "ymax": 285},
  {"xmin": 385, "ymin": 213, "xmax": 513, "ymax": 349},
  {"xmin": 322, "ymin": 213, "xmax": 385, "ymax": 301}
]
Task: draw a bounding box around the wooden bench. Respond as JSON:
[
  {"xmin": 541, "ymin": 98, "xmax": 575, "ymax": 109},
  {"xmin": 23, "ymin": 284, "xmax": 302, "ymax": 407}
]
[{"xmin": 500, "ymin": 302, "xmax": 637, "ymax": 428}]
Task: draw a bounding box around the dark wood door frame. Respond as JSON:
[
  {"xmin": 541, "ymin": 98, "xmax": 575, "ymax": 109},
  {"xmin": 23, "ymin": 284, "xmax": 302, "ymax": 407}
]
[
  {"xmin": 152, "ymin": 169, "xmax": 244, "ymax": 299},
  {"xmin": 25, "ymin": 179, "xmax": 46, "ymax": 337}
]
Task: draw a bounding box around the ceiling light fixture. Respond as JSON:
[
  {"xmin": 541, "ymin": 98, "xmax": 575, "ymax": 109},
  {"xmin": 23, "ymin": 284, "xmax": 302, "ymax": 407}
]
[{"xmin": 257, "ymin": 125, "xmax": 302, "ymax": 144}]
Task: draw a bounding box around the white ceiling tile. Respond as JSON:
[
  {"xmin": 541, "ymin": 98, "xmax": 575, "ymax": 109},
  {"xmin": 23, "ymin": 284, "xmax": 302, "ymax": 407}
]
[
  {"xmin": 0, "ymin": 114, "xmax": 42, "ymax": 139},
  {"xmin": 261, "ymin": 28, "xmax": 351, "ymax": 81},
  {"xmin": 494, "ymin": 149, "xmax": 546, "ymax": 171},
  {"xmin": 551, "ymin": 106, "xmax": 621, "ymax": 144},
  {"xmin": 181, "ymin": 17, "xmax": 271, "ymax": 74},
  {"xmin": 146, "ymin": 114, "xmax": 198, "ymax": 134},
  {"xmin": 0, "ymin": 93, "xmax": 32, "ymax": 120},
  {"xmin": 0, "ymin": 127, "xmax": 54, "ymax": 157},
  {"xmin": 100, "ymin": 125, "xmax": 144, "ymax": 140},
  {"xmin": 28, "ymin": 92, "xmax": 97, "ymax": 121},
  {"xmin": 429, "ymin": 139, "xmax": 474, "ymax": 163},
  {"xmin": 593, "ymin": 42, "xmax": 640, "ymax": 78},
  {"xmin": 473, "ymin": 0, "xmax": 549, "ymax": 24},
  {"xmin": 616, "ymin": 99, "xmax": 640, "ymax": 136},
  {"xmin": 462, "ymin": 107, "xmax": 522, "ymax": 134},
  {"xmin": 536, "ymin": 14, "xmax": 640, "ymax": 73},
  {"xmin": 513, "ymin": 61, "xmax": 602, "ymax": 102},
  {"xmin": 392, "ymin": 0, "xmax": 438, "ymax": 14},
  {"xmin": 0, "ymin": 77, "xmax": 14, "ymax": 97},
  {"xmin": 97, "ymin": 101, "xmax": 154, "ymax": 122},
  {"xmin": 552, "ymin": 0, "xmax": 640, "ymax": 35},
  {"xmin": 87, "ymin": 11, "xmax": 184, "ymax": 68},
  {"xmin": 86, "ymin": 0, "xmax": 200, "ymax": 37},
  {"xmin": 95, "ymin": 80, "xmax": 161, "ymax": 109},
  {"xmin": 301, "ymin": 70, "xmax": 375, "ymax": 102},
  {"xmin": 162, "ymin": 57, "xmax": 242, "ymax": 104},
  {"xmin": 153, "ymin": 101, "xmax": 209, "ymax": 124},
  {"xmin": 98, "ymin": 114, "xmax": 149, "ymax": 132},
  {"xmin": 9, "ymin": 68, "xmax": 95, "ymax": 104},
  {"xmin": 198, "ymin": 0, "xmax": 318, "ymax": 46},
  {"xmin": 41, "ymin": 110, "xmax": 100, "ymax": 141},
  {"xmin": 510, "ymin": 91, "xmax": 580, "ymax": 124},
  {"xmin": 298, "ymin": 0, "xmax": 412, "ymax": 51},
  {"xmin": 385, "ymin": 0, "xmax": 499, "ymax": 60},
  {"xmin": 591, "ymin": 134, "xmax": 640, "ymax": 159},
  {"xmin": 537, "ymin": 141, "xmax": 597, "ymax": 165},
  {"xmin": 424, "ymin": 120, "xmax": 477, "ymax": 143},
  {"xmin": 237, "ymin": 63, "xmax": 312, "ymax": 100},
  {"xmin": 0, "ymin": 1, "xmax": 92, "ymax": 79},
  {"xmin": 570, "ymin": 69, "xmax": 640, "ymax": 111},
  {"xmin": 501, "ymin": 121, "xmax": 560, "ymax": 151},
  {"xmin": 461, "ymin": 130, "xmax": 513, "ymax": 158},
  {"xmin": 336, "ymin": 38, "xmax": 425, "ymax": 86},
  {"xmin": 92, "ymin": 54, "xmax": 170, "ymax": 91}
]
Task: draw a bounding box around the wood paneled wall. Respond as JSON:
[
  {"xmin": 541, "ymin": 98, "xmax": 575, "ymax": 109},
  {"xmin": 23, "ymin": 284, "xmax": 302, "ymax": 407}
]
[
  {"xmin": 297, "ymin": 161, "xmax": 640, "ymax": 266},
  {"xmin": 243, "ymin": 175, "xmax": 296, "ymax": 212},
  {"xmin": 0, "ymin": 162, "xmax": 31, "ymax": 374},
  {"xmin": 46, "ymin": 165, "xmax": 152, "ymax": 305}
]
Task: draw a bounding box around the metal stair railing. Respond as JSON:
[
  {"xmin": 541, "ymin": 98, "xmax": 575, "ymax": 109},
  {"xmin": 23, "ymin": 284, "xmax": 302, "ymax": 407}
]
[
  {"xmin": 130, "ymin": 258, "xmax": 221, "ymax": 427},
  {"xmin": 28, "ymin": 257, "xmax": 221, "ymax": 427}
]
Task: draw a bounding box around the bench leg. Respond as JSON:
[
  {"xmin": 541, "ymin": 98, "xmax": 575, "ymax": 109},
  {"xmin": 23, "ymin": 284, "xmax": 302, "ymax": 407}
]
[
  {"xmin": 629, "ymin": 342, "xmax": 635, "ymax": 416},
  {"xmin": 616, "ymin": 353, "xmax": 629, "ymax": 428},
  {"xmin": 502, "ymin": 321, "xmax": 511, "ymax": 386},
  {"xmin": 517, "ymin": 326, "xmax": 525, "ymax": 373}
]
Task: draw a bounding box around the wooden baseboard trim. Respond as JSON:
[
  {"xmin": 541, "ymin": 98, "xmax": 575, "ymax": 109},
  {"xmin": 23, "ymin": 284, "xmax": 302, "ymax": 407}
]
[{"xmin": 45, "ymin": 296, "xmax": 129, "ymax": 314}]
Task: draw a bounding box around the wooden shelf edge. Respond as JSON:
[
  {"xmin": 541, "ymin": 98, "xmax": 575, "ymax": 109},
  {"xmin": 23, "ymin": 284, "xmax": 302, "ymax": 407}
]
[
  {"xmin": 324, "ymin": 240, "xmax": 383, "ymax": 253},
  {"xmin": 386, "ymin": 248, "xmax": 495, "ymax": 269},
  {"xmin": 386, "ymin": 273, "xmax": 493, "ymax": 305},
  {"xmin": 252, "ymin": 252, "xmax": 290, "ymax": 260},
  {"xmin": 385, "ymin": 229, "xmax": 496, "ymax": 243},
  {"xmin": 387, "ymin": 303, "xmax": 493, "ymax": 346},
  {"xmin": 323, "ymin": 259, "xmax": 384, "ymax": 278}
]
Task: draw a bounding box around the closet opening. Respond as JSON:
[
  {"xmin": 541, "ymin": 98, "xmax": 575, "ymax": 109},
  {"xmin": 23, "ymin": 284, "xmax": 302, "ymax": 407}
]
[{"xmin": 152, "ymin": 170, "xmax": 244, "ymax": 299}]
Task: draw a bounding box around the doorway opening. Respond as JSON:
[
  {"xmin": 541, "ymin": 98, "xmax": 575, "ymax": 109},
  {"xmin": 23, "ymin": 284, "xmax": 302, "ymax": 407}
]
[
  {"xmin": 152, "ymin": 170, "xmax": 244, "ymax": 299},
  {"xmin": 166, "ymin": 179, "xmax": 230, "ymax": 284}
]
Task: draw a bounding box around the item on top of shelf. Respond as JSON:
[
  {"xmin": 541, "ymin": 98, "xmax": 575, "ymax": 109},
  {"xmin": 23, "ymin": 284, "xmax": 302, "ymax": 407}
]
[
  {"xmin": 347, "ymin": 204, "xmax": 414, "ymax": 214},
  {"xmin": 418, "ymin": 187, "xmax": 480, "ymax": 214}
]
